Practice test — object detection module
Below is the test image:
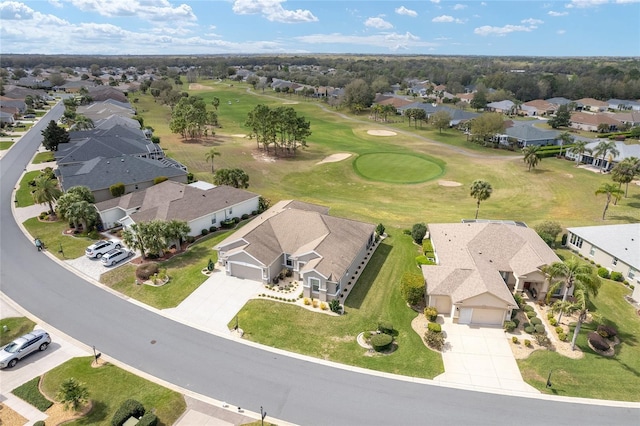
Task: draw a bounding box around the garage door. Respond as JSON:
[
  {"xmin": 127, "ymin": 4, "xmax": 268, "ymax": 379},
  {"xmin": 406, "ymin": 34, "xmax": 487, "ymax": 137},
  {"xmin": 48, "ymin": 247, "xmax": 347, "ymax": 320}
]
[
  {"xmin": 471, "ymin": 308, "xmax": 505, "ymax": 326},
  {"xmin": 229, "ymin": 263, "xmax": 263, "ymax": 282}
]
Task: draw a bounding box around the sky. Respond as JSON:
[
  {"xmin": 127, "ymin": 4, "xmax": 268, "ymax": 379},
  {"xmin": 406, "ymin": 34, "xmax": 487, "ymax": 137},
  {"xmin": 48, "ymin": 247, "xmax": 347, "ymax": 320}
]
[{"xmin": 1, "ymin": 0, "xmax": 639, "ymax": 57}]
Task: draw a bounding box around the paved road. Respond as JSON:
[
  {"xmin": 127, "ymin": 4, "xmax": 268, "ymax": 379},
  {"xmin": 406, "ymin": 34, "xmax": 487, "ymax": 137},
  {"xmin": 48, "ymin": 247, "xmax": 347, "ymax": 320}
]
[{"xmin": 1, "ymin": 104, "xmax": 639, "ymax": 425}]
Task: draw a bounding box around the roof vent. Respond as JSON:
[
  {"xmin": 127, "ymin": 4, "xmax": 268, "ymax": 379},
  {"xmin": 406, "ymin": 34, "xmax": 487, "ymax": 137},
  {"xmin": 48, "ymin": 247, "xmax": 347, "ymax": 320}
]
[
  {"xmin": 121, "ymin": 158, "xmax": 124, "ymax": 162},
  {"xmin": 106, "ymin": 161, "xmax": 110, "ymax": 164}
]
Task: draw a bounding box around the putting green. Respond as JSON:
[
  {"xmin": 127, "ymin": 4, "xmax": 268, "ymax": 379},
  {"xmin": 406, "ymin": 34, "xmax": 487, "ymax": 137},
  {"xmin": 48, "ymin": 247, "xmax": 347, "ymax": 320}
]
[{"xmin": 353, "ymin": 152, "xmax": 444, "ymax": 184}]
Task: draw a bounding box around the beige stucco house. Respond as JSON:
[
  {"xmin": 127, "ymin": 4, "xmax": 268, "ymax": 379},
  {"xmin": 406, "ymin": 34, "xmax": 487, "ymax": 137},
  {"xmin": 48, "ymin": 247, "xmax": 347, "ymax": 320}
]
[
  {"xmin": 421, "ymin": 222, "xmax": 562, "ymax": 326},
  {"xmin": 215, "ymin": 200, "xmax": 377, "ymax": 302}
]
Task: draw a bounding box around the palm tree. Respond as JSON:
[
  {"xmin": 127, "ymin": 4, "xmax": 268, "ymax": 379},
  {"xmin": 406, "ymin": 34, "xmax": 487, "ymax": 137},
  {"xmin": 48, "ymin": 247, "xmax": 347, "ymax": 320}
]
[
  {"xmin": 557, "ymin": 131, "xmax": 574, "ymax": 157},
  {"xmin": 595, "ymin": 182, "xmax": 624, "ymax": 220},
  {"xmin": 611, "ymin": 160, "xmax": 636, "ymax": 200},
  {"xmin": 31, "ymin": 175, "xmax": 62, "ymax": 214},
  {"xmin": 469, "ymin": 179, "xmax": 493, "ymax": 219},
  {"xmin": 122, "ymin": 224, "xmax": 146, "ymax": 259},
  {"xmin": 66, "ymin": 200, "xmax": 97, "ymax": 230},
  {"xmin": 522, "ymin": 145, "xmax": 542, "ymax": 171},
  {"xmin": 568, "ymin": 140, "xmax": 590, "ymax": 167},
  {"xmin": 164, "ymin": 220, "xmax": 191, "ymax": 251},
  {"xmin": 204, "ymin": 148, "xmax": 221, "ymax": 173},
  {"xmin": 593, "ymin": 140, "xmax": 619, "ymax": 173},
  {"xmin": 568, "ymin": 279, "xmax": 601, "ymax": 350},
  {"xmin": 72, "ymin": 114, "xmax": 94, "ymax": 131},
  {"xmin": 544, "ymin": 258, "xmax": 600, "ymax": 323}
]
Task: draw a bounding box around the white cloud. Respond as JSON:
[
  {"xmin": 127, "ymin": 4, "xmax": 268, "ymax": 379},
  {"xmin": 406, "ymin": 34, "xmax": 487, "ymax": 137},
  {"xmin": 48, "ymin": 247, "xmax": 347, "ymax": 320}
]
[
  {"xmin": 432, "ymin": 15, "xmax": 464, "ymax": 23},
  {"xmin": 548, "ymin": 10, "xmax": 569, "ymax": 16},
  {"xmin": 232, "ymin": 0, "xmax": 318, "ymax": 23},
  {"xmin": 48, "ymin": 0, "xmax": 63, "ymax": 8},
  {"xmin": 567, "ymin": 0, "xmax": 608, "ymax": 8},
  {"xmin": 365, "ymin": 17, "xmax": 393, "ymax": 29},
  {"xmin": 557, "ymin": 29, "xmax": 566, "ymax": 34},
  {"xmin": 395, "ymin": 6, "xmax": 417, "ymax": 17},
  {"xmin": 430, "ymin": 0, "xmax": 440, "ymax": 3},
  {"xmin": 68, "ymin": 0, "xmax": 196, "ymax": 22},
  {"xmin": 521, "ymin": 18, "xmax": 543, "ymax": 25},
  {"xmin": 0, "ymin": 1, "xmax": 68, "ymax": 24},
  {"xmin": 295, "ymin": 31, "xmax": 437, "ymax": 51},
  {"xmin": 453, "ymin": 4, "xmax": 467, "ymax": 10},
  {"xmin": 474, "ymin": 24, "xmax": 534, "ymax": 36}
]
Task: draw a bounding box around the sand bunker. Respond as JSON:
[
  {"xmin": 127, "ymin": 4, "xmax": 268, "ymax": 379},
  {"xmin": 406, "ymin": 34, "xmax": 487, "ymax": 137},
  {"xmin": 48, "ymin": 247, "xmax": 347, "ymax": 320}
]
[
  {"xmin": 283, "ymin": 101, "xmax": 299, "ymax": 105},
  {"xmin": 565, "ymin": 173, "xmax": 574, "ymax": 178},
  {"xmin": 188, "ymin": 83, "xmax": 213, "ymax": 90},
  {"xmin": 367, "ymin": 130, "xmax": 397, "ymax": 136},
  {"xmin": 438, "ymin": 180, "xmax": 463, "ymax": 187},
  {"xmin": 231, "ymin": 134, "xmax": 247, "ymax": 138},
  {"xmin": 317, "ymin": 153, "xmax": 352, "ymax": 165}
]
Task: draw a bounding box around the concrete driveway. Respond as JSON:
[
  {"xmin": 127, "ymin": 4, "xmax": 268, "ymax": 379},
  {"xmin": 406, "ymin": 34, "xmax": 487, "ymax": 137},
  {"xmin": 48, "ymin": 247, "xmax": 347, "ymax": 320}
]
[
  {"xmin": 163, "ymin": 270, "xmax": 263, "ymax": 334},
  {"xmin": 65, "ymin": 252, "xmax": 135, "ymax": 281},
  {"xmin": 433, "ymin": 318, "xmax": 539, "ymax": 395}
]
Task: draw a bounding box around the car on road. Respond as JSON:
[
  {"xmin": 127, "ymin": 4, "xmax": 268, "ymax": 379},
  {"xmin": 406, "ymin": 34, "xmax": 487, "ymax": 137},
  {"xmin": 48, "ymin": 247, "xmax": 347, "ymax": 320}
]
[
  {"xmin": 0, "ymin": 330, "xmax": 51, "ymax": 369},
  {"xmin": 85, "ymin": 238, "xmax": 121, "ymax": 258},
  {"xmin": 101, "ymin": 248, "xmax": 133, "ymax": 266},
  {"xmin": 23, "ymin": 114, "xmax": 36, "ymax": 119}
]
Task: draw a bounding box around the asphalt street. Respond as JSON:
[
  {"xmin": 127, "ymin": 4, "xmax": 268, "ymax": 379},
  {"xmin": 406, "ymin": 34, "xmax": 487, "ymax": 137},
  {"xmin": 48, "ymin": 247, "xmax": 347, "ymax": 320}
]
[{"xmin": 1, "ymin": 103, "xmax": 638, "ymax": 425}]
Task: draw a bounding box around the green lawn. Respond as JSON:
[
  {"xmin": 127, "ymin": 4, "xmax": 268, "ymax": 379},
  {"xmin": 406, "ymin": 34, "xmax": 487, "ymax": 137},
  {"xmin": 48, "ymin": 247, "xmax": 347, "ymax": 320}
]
[
  {"xmin": 100, "ymin": 231, "xmax": 231, "ymax": 309},
  {"xmin": 353, "ymin": 152, "xmax": 444, "ymax": 184},
  {"xmin": 0, "ymin": 317, "xmax": 36, "ymax": 345},
  {"xmin": 15, "ymin": 170, "xmax": 40, "ymax": 207},
  {"xmin": 0, "ymin": 141, "xmax": 14, "ymax": 150},
  {"xmin": 22, "ymin": 218, "xmax": 97, "ymax": 260},
  {"xmin": 231, "ymin": 229, "xmax": 444, "ymax": 378},
  {"xmin": 40, "ymin": 357, "xmax": 186, "ymax": 426},
  {"xmin": 32, "ymin": 151, "xmax": 55, "ymax": 164}
]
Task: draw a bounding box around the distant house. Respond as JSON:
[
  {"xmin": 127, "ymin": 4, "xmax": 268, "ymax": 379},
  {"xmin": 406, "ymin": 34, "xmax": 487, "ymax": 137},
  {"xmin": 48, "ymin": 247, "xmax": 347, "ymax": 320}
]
[
  {"xmin": 606, "ymin": 99, "xmax": 640, "ymax": 111},
  {"xmin": 375, "ymin": 96, "xmax": 413, "ymax": 109},
  {"xmin": 565, "ymin": 224, "xmax": 640, "ymax": 302},
  {"xmin": 576, "ymin": 98, "xmax": 609, "ymax": 113},
  {"xmin": 216, "ymin": 200, "xmax": 377, "ymax": 302},
  {"xmin": 546, "ymin": 97, "xmax": 573, "ymax": 108},
  {"xmin": 455, "ymin": 93, "xmax": 474, "ymax": 104},
  {"xmin": 16, "ymin": 77, "xmax": 52, "ymax": 89},
  {"xmin": 0, "ymin": 97, "xmax": 27, "ymax": 114},
  {"xmin": 397, "ymin": 103, "xmax": 478, "ymax": 126},
  {"xmin": 496, "ymin": 123, "xmax": 559, "ymax": 148},
  {"xmin": 520, "ymin": 100, "xmax": 557, "ymax": 117},
  {"xmin": 0, "ymin": 111, "xmax": 15, "ymax": 125},
  {"xmin": 95, "ymin": 180, "xmax": 259, "ymax": 237},
  {"xmin": 486, "ymin": 100, "xmax": 515, "ymax": 114},
  {"xmin": 565, "ymin": 140, "xmax": 640, "ymax": 171},
  {"xmin": 609, "ymin": 111, "xmax": 640, "ymax": 127},
  {"xmin": 570, "ymin": 112, "xmax": 622, "ymax": 132},
  {"xmin": 77, "ymin": 101, "xmax": 135, "ymax": 121},
  {"xmin": 421, "ymin": 222, "xmax": 563, "ymax": 326}
]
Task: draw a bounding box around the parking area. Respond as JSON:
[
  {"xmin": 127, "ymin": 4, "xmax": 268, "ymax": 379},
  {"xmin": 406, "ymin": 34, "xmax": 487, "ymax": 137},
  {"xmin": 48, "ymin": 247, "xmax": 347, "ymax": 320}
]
[
  {"xmin": 433, "ymin": 317, "xmax": 539, "ymax": 395},
  {"xmin": 65, "ymin": 252, "xmax": 136, "ymax": 281},
  {"xmin": 163, "ymin": 271, "xmax": 263, "ymax": 334}
]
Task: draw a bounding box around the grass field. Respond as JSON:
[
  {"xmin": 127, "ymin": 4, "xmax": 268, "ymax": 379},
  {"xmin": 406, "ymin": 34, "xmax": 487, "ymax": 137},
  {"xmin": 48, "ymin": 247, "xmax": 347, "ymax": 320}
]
[
  {"xmin": 32, "ymin": 151, "xmax": 55, "ymax": 164},
  {"xmin": 40, "ymin": 357, "xmax": 185, "ymax": 426},
  {"xmin": 15, "ymin": 170, "xmax": 40, "ymax": 207},
  {"xmin": 0, "ymin": 141, "xmax": 14, "ymax": 150},
  {"xmin": 0, "ymin": 317, "xmax": 36, "ymax": 346},
  {"xmin": 22, "ymin": 218, "xmax": 97, "ymax": 260},
  {"xmin": 353, "ymin": 152, "xmax": 444, "ymax": 184}
]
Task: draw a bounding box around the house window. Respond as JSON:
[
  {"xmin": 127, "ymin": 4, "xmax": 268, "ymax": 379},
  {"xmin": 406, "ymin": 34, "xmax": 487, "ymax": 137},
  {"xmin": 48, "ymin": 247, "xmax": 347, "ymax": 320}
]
[
  {"xmin": 285, "ymin": 254, "xmax": 293, "ymax": 267},
  {"xmin": 262, "ymin": 269, "xmax": 268, "ymax": 280},
  {"xmin": 628, "ymin": 268, "xmax": 637, "ymax": 280},
  {"xmin": 309, "ymin": 277, "xmax": 320, "ymax": 292},
  {"xmin": 612, "ymin": 257, "xmax": 618, "ymax": 266},
  {"xmin": 569, "ymin": 233, "xmax": 583, "ymax": 248},
  {"xmin": 589, "ymin": 247, "xmax": 595, "ymax": 257},
  {"xmin": 228, "ymin": 207, "xmax": 233, "ymax": 215},
  {"xmin": 211, "ymin": 214, "xmax": 217, "ymax": 224}
]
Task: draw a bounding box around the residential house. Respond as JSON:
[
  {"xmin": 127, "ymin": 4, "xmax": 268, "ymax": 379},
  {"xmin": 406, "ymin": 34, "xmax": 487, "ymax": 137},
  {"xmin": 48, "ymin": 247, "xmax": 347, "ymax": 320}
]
[
  {"xmin": 565, "ymin": 224, "xmax": 640, "ymax": 301},
  {"xmin": 397, "ymin": 103, "xmax": 478, "ymax": 126},
  {"xmin": 455, "ymin": 93, "xmax": 474, "ymax": 104},
  {"xmin": 77, "ymin": 101, "xmax": 135, "ymax": 121},
  {"xmin": 216, "ymin": 200, "xmax": 377, "ymax": 302},
  {"xmin": 95, "ymin": 180, "xmax": 259, "ymax": 237},
  {"xmin": 16, "ymin": 77, "xmax": 52, "ymax": 90},
  {"xmin": 375, "ymin": 96, "xmax": 413, "ymax": 109},
  {"xmin": 546, "ymin": 97, "xmax": 573, "ymax": 108},
  {"xmin": 576, "ymin": 98, "xmax": 609, "ymax": 112},
  {"xmin": 94, "ymin": 115, "xmax": 142, "ymax": 131},
  {"xmin": 486, "ymin": 100, "xmax": 515, "ymax": 114},
  {"xmin": 565, "ymin": 140, "xmax": 640, "ymax": 170},
  {"xmin": 520, "ymin": 100, "xmax": 557, "ymax": 117},
  {"xmin": 57, "ymin": 155, "xmax": 188, "ymax": 203},
  {"xmin": 570, "ymin": 112, "xmax": 622, "ymax": 132},
  {"xmin": 421, "ymin": 222, "xmax": 562, "ymax": 326},
  {"xmin": 496, "ymin": 122, "xmax": 559, "ymax": 148},
  {"xmin": 607, "ymin": 99, "xmax": 640, "ymax": 111},
  {"xmin": 0, "ymin": 97, "xmax": 27, "ymax": 114},
  {"xmin": 0, "ymin": 111, "xmax": 15, "ymax": 126},
  {"xmin": 610, "ymin": 111, "xmax": 640, "ymax": 127}
]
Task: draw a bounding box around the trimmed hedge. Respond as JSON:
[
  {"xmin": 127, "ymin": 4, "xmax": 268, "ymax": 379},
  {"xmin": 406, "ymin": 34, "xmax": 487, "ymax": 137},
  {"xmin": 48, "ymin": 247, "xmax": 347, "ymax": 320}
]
[
  {"xmin": 111, "ymin": 399, "xmax": 145, "ymax": 426},
  {"xmin": 588, "ymin": 332, "xmax": 610, "ymax": 352},
  {"xmin": 524, "ymin": 325, "xmax": 534, "ymax": 334},
  {"xmin": 427, "ymin": 322, "xmax": 441, "ymax": 333},
  {"xmin": 526, "ymin": 310, "xmax": 537, "ymax": 319},
  {"xmin": 523, "ymin": 305, "xmax": 534, "ymax": 312},
  {"xmin": 370, "ymin": 333, "xmax": 393, "ymax": 351},
  {"xmin": 534, "ymin": 324, "xmax": 546, "ymax": 334},
  {"xmin": 597, "ymin": 267, "xmax": 610, "ymax": 279},
  {"xmin": 597, "ymin": 324, "xmax": 618, "ymax": 338},
  {"xmin": 137, "ymin": 412, "xmax": 158, "ymax": 426},
  {"xmin": 378, "ymin": 321, "xmax": 394, "ymax": 335},
  {"xmin": 503, "ymin": 321, "xmax": 516, "ymax": 332},
  {"xmin": 530, "ymin": 317, "xmax": 542, "ymax": 325},
  {"xmin": 610, "ymin": 271, "xmax": 624, "ymax": 282}
]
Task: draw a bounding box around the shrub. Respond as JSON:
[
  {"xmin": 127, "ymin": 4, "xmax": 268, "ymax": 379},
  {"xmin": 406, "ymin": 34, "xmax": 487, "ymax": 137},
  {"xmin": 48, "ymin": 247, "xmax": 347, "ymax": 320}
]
[
  {"xmin": 201, "ymin": 228, "xmax": 209, "ymax": 236},
  {"xmin": 136, "ymin": 263, "xmax": 159, "ymax": 281},
  {"xmin": 111, "ymin": 399, "xmax": 145, "ymax": 426},
  {"xmin": 512, "ymin": 318, "xmax": 520, "ymax": 328},
  {"xmin": 427, "ymin": 322, "xmax": 441, "ymax": 333},
  {"xmin": 524, "ymin": 325, "xmax": 534, "ymax": 334},
  {"xmin": 523, "ymin": 304, "xmax": 534, "ymax": 312},
  {"xmin": 534, "ymin": 334, "xmax": 550, "ymax": 347},
  {"xmin": 503, "ymin": 321, "xmax": 516, "ymax": 332},
  {"xmin": 153, "ymin": 176, "xmax": 168, "ymax": 185},
  {"xmin": 549, "ymin": 318, "xmax": 558, "ymax": 326},
  {"xmin": 526, "ymin": 311, "xmax": 537, "ymax": 319},
  {"xmin": 415, "ymin": 255, "xmax": 435, "ymax": 266},
  {"xmin": 241, "ymin": 213, "xmax": 250, "ymax": 220},
  {"xmin": 34, "ymin": 422, "xmax": 45, "ymax": 426},
  {"xmin": 109, "ymin": 182, "xmax": 125, "ymax": 197},
  {"xmin": 411, "ymin": 223, "xmax": 427, "ymax": 244},
  {"xmin": 561, "ymin": 233, "xmax": 568, "ymax": 245},
  {"xmin": 513, "ymin": 293, "xmax": 524, "ymax": 309},
  {"xmin": 185, "ymin": 235, "xmax": 195, "ymax": 244},
  {"xmin": 233, "ymin": 217, "xmax": 240, "ymax": 223},
  {"xmin": 512, "ymin": 336, "xmax": 519, "ymax": 344},
  {"xmin": 588, "ymin": 332, "xmax": 610, "ymax": 351},
  {"xmin": 524, "ymin": 339, "xmax": 532, "ymax": 347},
  {"xmin": 312, "ymin": 299, "xmax": 319, "ymax": 308},
  {"xmin": 303, "ymin": 298, "xmax": 311, "ymax": 305},
  {"xmin": 547, "ymin": 312, "xmax": 554, "ymax": 320},
  {"xmin": 530, "ymin": 317, "xmax": 542, "ymax": 325},
  {"xmin": 378, "ymin": 321, "xmax": 394, "ymax": 335},
  {"xmin": 424, "ymin": 329, "xmax": 445, "ymax": 351},
  {"xmin": 610, "ymin": 271, "xmax": 624, "ymax": 282},
  {"xmin": 370, "ymin": 333, "xmax": 393, "ymax": 351},
  {"xmin": 329, "ymin": 299, "xmax": 341, "ymax": 313},
  {"xmin": 424, "ymin": 306, "xmax": 438, "ymax": 321},
  {"xmin": 137, "ymin": 412, "xmax": 158, "ymax": 426},
  {"xmin": 597, "ymin": 267, "xmax": 610, "ymax": 279},
  {"xmin": 363, "ymin": 331, "xmax": 372, "ymax": 340},
  {"xmin": 555, "ymin": 326, "xmax": 564, "ymax": 334},
  {"xmin": 402, "ymin": 229, "xmax": 411, "ymax": 236},
  {"xmin": 558, "ymin": 333, "xmax": 568, "ymax": 342},
  {"xmin": 534, "ymin": 324, "xmax": 546, "ymax": 334},
  {"xmin": 320, "ymin": 302, "xmax": 328, "ymax": 310},
  {"xmin": 400, "ymin": 272, "xmax": 425, "ymax": 306},
  {"xmin": 376, "ymin": 223, "xmax": 385, "ymax": 236},
  {"xmin": 597, "ymin": 324, "xmax": 618, "ymax": 338},
  {"xmin": 209, "ymin": 226, "xmax": 217, "ymax": 233}
]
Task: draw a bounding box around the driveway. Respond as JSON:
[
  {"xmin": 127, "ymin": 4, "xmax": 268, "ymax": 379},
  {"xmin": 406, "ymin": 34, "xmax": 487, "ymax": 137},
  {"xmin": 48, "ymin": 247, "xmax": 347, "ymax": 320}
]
[
  {"xmin": 163, "ymin": 270, "xmax": 263, "ymax": 334},
  {"xmin": 434, "ymin": 317, "xmax": 539, "ymax": 395},
  {"xmin": 65, "ymin": 252, "xmax": 136, "ymax": 281}
]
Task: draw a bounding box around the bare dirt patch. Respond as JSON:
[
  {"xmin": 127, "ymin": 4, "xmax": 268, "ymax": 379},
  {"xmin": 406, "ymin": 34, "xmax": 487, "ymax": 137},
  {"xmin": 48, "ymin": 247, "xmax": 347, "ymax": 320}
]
[
  {"xmin": 564, "ymin": 173, "xmax": 574, "ymax": 178},
  {"xmin": 44, "ymin": 400, "xmax": 92, "ymax": 425},
  {"xmin": 316, "ymin": 153, "xmax": 352, "ymax": 165},
  {"xmin": 188, "ymin": 83, "xmax": 214, "ymax": 90},
  {"xmin": 0, "ymin": 403, "xmax": 27, "ymax": 426},
  {"xmin": 438, "ymin": 180, "xmax": 463, "ymax": 187},
  {"xmin": 367, "ymin": 130, "xmax": 397, "ymax": 136},
  {"xmin": 231, "ymin": 134, "xmax": 247, "ymax": 138},
  {"xmin": 251, "ymin": 150, "xmax": 276, "ymax": 163}
]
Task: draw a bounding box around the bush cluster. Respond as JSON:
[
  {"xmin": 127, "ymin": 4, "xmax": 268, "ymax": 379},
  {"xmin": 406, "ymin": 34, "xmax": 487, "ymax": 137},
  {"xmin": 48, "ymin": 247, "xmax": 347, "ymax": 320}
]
[
  {"xmin": 549, "ymin": 317, "xmax": 558, "ymax": 326},
  {"xmin": 597, "ymin": 324, "xmax": 618, "ymax": 339},
  {"xmin": 370, "ymin": 333, "xmax": 393, "ymax": 352},
  {"xmin": 597, "ymin": 267, "xmax": 610, "ymax": 279},
  {"xmin": 424, "ymin": 329, "xmax": 445, "ymax": 351},
  {"xmin": 610, "ymin": 271, "xmax": 624, "ymax": 282},
  {"xmin": 137, "ymin": 412, "xmax": 158, "ymax": 426},
  {"xmin": 588, "ymin": 332, "xmax": 610, "ymax": 352},
  {"xmin": 400, "ymin": 272, "xmax": 425, "ymax": 306},
  {"xmin": 503, "ymin": 321, "xmax": 516, "ymax": 332},
  {"xmin": 427, "ymin": 322, "xmax": 441, "ymax": 333},
  {"xmin": 136, "ymin": 263, "xmax": 159, "ymax": 281},
  {"xmin": 378, "ymin": 321, "xmax": 394, "ymax": 335},
  {"xmin": 111, "ymin": 399, "xmax": 145, "ymax": 426},
  {"xmin": 423, "ymin": 306, "xmax": 438, "ymax": 321},
  {"xmin": 530, "ymin": 317, "xmax": 542, "ymax": 326}
]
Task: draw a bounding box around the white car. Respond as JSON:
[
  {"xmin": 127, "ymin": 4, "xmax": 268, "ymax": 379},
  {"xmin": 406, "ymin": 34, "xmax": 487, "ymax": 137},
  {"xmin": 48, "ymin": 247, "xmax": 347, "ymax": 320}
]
[
  {"xmin": 101, "ymin": 248, "xmax": 132, "ymax": 266},
  {"xmin": 85, "ymin": 239, "xmax": 121, "ymax": 258}
]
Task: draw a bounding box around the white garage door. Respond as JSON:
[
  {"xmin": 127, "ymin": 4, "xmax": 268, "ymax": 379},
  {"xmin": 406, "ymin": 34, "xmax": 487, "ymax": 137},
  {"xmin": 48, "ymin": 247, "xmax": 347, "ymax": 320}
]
[
  {"xmin": 229, "ymin": 263, "xmax": 263, "ymax": 282},
  {"xmin": 471, "ymin": 308, "xmax": 505, "ymax": 326}
]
